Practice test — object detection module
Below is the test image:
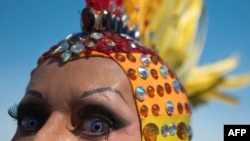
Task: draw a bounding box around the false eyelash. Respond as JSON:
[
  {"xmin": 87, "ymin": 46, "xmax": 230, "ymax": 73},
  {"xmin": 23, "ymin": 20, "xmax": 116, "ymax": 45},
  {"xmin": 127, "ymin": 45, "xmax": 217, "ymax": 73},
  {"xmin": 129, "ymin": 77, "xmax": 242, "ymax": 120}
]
[{"xmin": 8, "ymin": 104, "xmax": 18, "ymax": 119}]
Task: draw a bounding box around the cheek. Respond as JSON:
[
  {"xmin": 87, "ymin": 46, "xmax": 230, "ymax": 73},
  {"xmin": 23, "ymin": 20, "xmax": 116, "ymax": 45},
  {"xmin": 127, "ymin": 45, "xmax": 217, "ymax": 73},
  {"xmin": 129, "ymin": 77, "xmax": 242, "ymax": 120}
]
[{"xmin": 108, "ymin": 122, "xmax": 141, "ymax": 141}]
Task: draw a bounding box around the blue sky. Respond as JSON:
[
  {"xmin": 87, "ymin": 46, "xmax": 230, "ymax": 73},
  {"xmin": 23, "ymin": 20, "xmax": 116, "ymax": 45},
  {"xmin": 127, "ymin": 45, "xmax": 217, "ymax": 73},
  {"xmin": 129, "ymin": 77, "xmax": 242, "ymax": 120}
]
[{"xmin": 0, "ymin": 0, "xmax": 249, "ymax": 141}]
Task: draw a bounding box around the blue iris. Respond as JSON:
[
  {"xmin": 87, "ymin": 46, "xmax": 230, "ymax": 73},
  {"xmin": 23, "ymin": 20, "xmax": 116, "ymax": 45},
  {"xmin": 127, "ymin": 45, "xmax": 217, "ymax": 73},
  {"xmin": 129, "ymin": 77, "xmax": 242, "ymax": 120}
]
[
  {"xmin": 90, "ymin": 119, "xmax": 105, "ymax": 133},
  {"xmin": 21, "ymin": 116, "xmax": 41, "ymax": 132}
]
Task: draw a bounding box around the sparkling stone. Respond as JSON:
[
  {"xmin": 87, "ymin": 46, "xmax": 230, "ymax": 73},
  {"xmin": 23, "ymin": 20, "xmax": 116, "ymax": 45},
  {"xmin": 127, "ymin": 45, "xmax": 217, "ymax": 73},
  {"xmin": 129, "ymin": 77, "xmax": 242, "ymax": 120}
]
[
  {"xmin": 164, "ymin": 83, "xmax": 172, "ymax": 94},
  {"xmin": 127, "ymin": 68, "xmax": 137, "ymax": 80},
  {"xmin": 177, "ymin": 103, "xmax": 183, "ymax": 114},
  {"xmin": 120, "ymin": 33, "xmax": 133, "ymax": 40},
  {"xmin": 105, "ymin": 39, "xmax": 115, "ymax": 47},
  {"xmin": 135, "ymin": 86, "xmax": 146, "ymax": 101},
  {"xmin": 152, "ymin": 104, "xmax": 160, "ymax": 116},
  {"xmin": 146, "ymin": 86, "xmax": 155, "ymax": 98},
  {"xmin": 138, "ymin": 66, "xmax": 148, "ymax": 79},
  {"xmin": 150, "ymin": 69, "xmax": 158, "ymax": 79},
  {"xmin": 140, "ymin": 105, "xmax": 148, "ymax": 117},
  {"xmin": 159, "ymin": 66, "xmax": 168, "ymax": 78},
  {"xmin": 90, "ymin": 32, "xmax": 103, "ymax": 40},
  {"xmin": 177, "ymin": 122, "xmax": 188, "ymax": 140},
  {"xmin": 71, "ymin": 42, "xmax": 84, "ymax": 54},
  {"xmin": 130, "ymin": 42, "xmax": 137, "ymax": 48},
  {"xmin": 161, "ymin": 124, "xmax": 169, "ymax": 137},
  {"xmin": 140, "ymin": 54, "xmax": 151, "ymax": 67},
  {"xmin": 166, "ymin": 101, "xmax": 174, "ymax": 115},
  {"xmin": 126, "ymin": 53, "xmax": 136, "ymax": 62},
  {"xmin": 157, "ymin": 85, "xmax": 164, "ymax": 97},
  {"xmin": 61, "ymin": 51, "xmax": 72, "ymax": 62},
  {"xmin": 81, "ymin": 8, "xmax": 95, "ymax": 32},
  {"xmin": 187, "ymin": 125, "xmax": 193, "ymax": 140},
  {"xmin": 54, "ymin": 41, "xmax": 69, "ymax": 53},
  {"xmin": 86, "ymin": 41, "xmax": 95, "ymax": 48},
  {"xmin": 173, "ymin": 80, "xmax": 181, "ymax": 93},
  {"xmin": 142, "ymin": 123, "xmax": 159, "ymax": 141},
  {"xmin": 115, "ymin": 53, "xmax": 126, "ymax": 62},
  {"xmin": 169, "ymin": 123, "xmax": 177, "ymax": 135}
]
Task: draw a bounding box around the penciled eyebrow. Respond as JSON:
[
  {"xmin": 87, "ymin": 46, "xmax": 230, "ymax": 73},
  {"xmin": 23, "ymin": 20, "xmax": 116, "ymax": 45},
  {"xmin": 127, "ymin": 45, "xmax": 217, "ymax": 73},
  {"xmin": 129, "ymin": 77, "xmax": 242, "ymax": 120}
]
[
  {"xmin": 25, "ymin": 90, "xmax": 43, "ymax": 99},
  {"xmin": 82, "ymin": 87, "xmax": 128, "ymax": 105}
]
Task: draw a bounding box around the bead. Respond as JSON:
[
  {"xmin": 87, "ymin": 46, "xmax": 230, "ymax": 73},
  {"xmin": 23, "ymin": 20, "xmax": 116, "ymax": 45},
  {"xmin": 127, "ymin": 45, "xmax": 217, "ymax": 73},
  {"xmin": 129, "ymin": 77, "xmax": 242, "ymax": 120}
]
[
  {"xmin": 159, "ymin": 66, "xmax": 168, "ymax": 78},
  {"xmin": 115, "ymin": 53, "xmax": 126, "ymax": 62},
  {"xmin": 81, "ymin": 8, "xmax": 95, "ymax": 32},
  {"xmin": 166, "ymin": 101, "xmax": 174, "ymax": 115},
  {"xmin": 146, "ymin": 86, "xmax": 155, "ymax": 98},
  {"xmin": 140, "ymin": 54, "xmax": 151, "ymax": 67},
  {"xmin": 150, "ymin": 69, "xmax": 158, "ymax": 79},
  {"xmin": 126, "ymin": 53, "xmax": 136, "ymax": 62},
  {"xmin": 54, "ymin": 41, "xmax": 69, "ymax": 53},
  {"xmin": 177, "ymin": 103, "xmax": 183, "ymax": 114},
  {"xmin": 86, "ymin": 40, "xmax": 95, "ymax": 48},
  {"xmin": 157, "ymin": 85, "xmax": 164, "ymax": 97},
  {"xmin": 161, "ymin": 124, "xmax": 169, "ymax": 137},
  {"xmin": 177, "ymin": 122, "xmax": 188, "ymax": 140},
  {"xmin": 104, "ymin": 39, "xmax": 115, "ymax": 47},
  {"xmin": 140, "ymin": 105, "xmax": 148, "ymax": 117},
  {"xmin": 150, "ymin": 56, "xmax": 159, "ymax": 65},
  {"xmin": 90, "ymin": 32, "xmax": 103, "ymax": 40},
  {"xmin": 71, "ymin": 42, "xmax": 84, "ymax": 54},
  {"xmin": 142, "ymin": 123, "xmax": 159, "ymax": 141},
  {"xmin": 135, "ymin": 86, "xmax": 146, "ymax": 101},
  {"xmin": 173, "ymin": 80, "xmax": 181, "ymax": 93},
  {"xmin": 127, "ymin": 68, "xmax": 137, "ymax": 80},
  {"xmin": 129, "ymin": 42, "xmax": 137, "ymax": 48},
  {"xmin": 164, "ymin": 83, "xmax": 172, "ymax": 94},
  {"xmin": 152, "ymin": 104, "xmax": 160, "ymax": 116},
  {"xmin": 138, "ymin": 66, "xmax": 148, "ymax": 79},
  {"xmin": 169, "ymin": 123, "xmax": 177, "ymax": 135}
]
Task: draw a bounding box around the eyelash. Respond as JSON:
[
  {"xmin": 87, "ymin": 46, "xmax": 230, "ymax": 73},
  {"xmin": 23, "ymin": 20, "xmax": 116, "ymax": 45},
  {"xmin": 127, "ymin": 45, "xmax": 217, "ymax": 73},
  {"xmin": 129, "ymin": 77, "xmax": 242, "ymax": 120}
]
[{"xmin": 8, "ymin": 104, "xmax": 18, "ymax": 120}]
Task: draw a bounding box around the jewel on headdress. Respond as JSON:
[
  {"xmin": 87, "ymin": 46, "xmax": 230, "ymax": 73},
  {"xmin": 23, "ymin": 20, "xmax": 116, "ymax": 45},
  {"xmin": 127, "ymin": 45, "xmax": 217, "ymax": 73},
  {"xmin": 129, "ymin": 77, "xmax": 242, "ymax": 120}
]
[
  {"xmin": 166, "ymin": 101, "xmax": 174, "ymax": 115},
  {"xmin": 127, "ymin": 68, "xmax": 137, "ymax": 80},
  {"xmin": 164, "ymin": 83, "xmax": 172, "ymax": 94},
  {"xmin": 159, "ymin": 66, "xmax": 168, "ymax": 78},
  {"xmin": 169, "ymin": 123, "xmax": 177, "ymax": 135},
  {"xmin": 146, "ymin": 86, "xmax": 155, "ymax": 98},
  {"xmin": 152, "ymin": 104, "xmax": 160, "ymax": 116},
  {"xmin": 150, "ymin": 69, "xmax": 158, "ymax": 79},
  {"xmin": 104, "ymin": 39, "xmax": 115, "ymax": 47},
  {"xmin": 54, "ymin": 40, "xmax": 70, "ymax": 54},
  {"xmin": 173, "ymin": 80, "xmax": 181, "ymax": 93},
  {"xmin": 140, "ymin": 54, "xmax": 151, "ymax": 67},
  {"xmin": 61, "ymin": 51, "xmax": 72, "ymax": 62},
  {"xmin": 177, "ymin": 122, "xmax": 188, "ymax": 140},
  {"xmin": 115, "ymin": 53, "xmax": 126, "ymax": 62},
  {"xmin": 126, "ymin": 53, "xmax": 136, "ymax": 62},
  {"xmin": 90, "ymin": 32, "xmax": 103, "ymax": 40},
  {"xmin": 138, "ymin": 66, "xmax": 148, "ymax": 79},
  {"xmin": 71, "ymin": 42, "xmax": 84, "ymax": 54},
  {"xmin": 86, "ymin": 40, "xmax": 95, "ymax": 48},
  {"xmin": 140, "ymin": 105, "xmax": 148, "ymax": 117},
  {"xmin": 187, "ymin": 125, "xmax": 193, "ymax": 140},
  {"xmin": 161, "ymin": 124, "xmax": 169, "ymax": 137},
  {"xmin": 177, "ymin": 103, "xmax": 183, "ymax": 114},
  {"xmin": 135, "ymin": 86, "xmax": 146, "ymax": 101},
  {"xmin": 157, "ymin": 85, "xmax": 164, "ymax": 97},
  {"xmin": 142, "ymin": 123, "xmax": 159, "ymax": 141}
]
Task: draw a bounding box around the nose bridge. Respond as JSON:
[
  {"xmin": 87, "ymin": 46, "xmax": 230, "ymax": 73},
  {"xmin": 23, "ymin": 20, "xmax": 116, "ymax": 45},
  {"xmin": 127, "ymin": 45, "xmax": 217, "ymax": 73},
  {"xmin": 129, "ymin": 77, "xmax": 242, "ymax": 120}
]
[{"xmin": 34, "ymin": 112, "xmax": 76, "ymax": 141}]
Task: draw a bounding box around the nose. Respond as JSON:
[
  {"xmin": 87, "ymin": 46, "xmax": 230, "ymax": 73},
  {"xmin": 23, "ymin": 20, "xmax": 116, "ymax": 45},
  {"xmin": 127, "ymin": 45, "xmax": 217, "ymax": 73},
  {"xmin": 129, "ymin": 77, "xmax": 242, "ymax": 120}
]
[{"xmin": 33, "ymin": 112, "xmax": 76, "ymax": 141}]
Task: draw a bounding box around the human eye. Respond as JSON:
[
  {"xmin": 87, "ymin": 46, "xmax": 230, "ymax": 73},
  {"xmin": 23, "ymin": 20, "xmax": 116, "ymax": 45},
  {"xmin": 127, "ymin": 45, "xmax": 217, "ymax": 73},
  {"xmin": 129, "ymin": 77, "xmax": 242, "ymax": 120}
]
[
  {"xmin": 75, "ymin": 104, "xmax": 128, "ymax": 140},
  {"xmin": 8, "ymin": 103, "xmax": 47, "ymax": 133}
]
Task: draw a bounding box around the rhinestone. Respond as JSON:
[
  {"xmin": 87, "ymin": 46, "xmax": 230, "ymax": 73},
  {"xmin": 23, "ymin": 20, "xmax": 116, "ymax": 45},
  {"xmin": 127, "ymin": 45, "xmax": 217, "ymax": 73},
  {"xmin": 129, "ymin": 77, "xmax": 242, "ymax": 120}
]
[
  {"xmin": 150, "ymin": 69, "xmax": 158, "ymax": 79},
  {"xmin": 187, "ymin": 125, "xmax": 193, "ymax": 140},
  {"xmin": 140, "ymin": 54, "xmax": 151, "ymax": 67},
  {"xmin": 161, "ymin": 124, "xmax": 169, "ymax": 137},
  {"xmin": 169, "ymin": 123, "xmax": 177, "ymax": 135},
  {"xmin": 61, "ymin": 51, "xmax": 72, "ymax": 62},
  {"xmin": 130, "ymin": 42, "xmax": 137, "ymax": 48},
  {"xmin": 146, "ymin": 86, "xmax": 155, "ymax": 98},
  {"xmin": 126, "ymin": 53, "xmax": 136, "ymax": 62},
  {"xmin": 127, "ymin": 68, "xmax": 137, "ymax": 80},
  {"xmin": 150, "ymin": 56, "xmax": 158, "ymax": 65},
  {"xmin": 152, "ymin": 104, "xmax": 160, "ymax": 116},
  {"xmin": 142, "ymin": 123, "xmax": 159, "ymax": 141},
  {"xmin": 140, "ymin": 105, "xmax": 148, "ymax": 117},
  {"xmin": 159, "ymin": 66, "xmax": 168, "ymax": 78},
  {"xmin": 173, "ymin": 80, "xmax": 181, "ymax": 93},
  {"xmin": 54, "ymin": 41, "xmax": 69, "ymax": 53},
  {"xmin": 157, "ymin": 85, "xmax": 164, "ymax": 97},
  {"xmin": 71, "ymin": 43, "xmax": 84, "ymax": 54},
  {"xmin": 104, "ymin": 39, "xmax": 116, "ymax": 47},
  {"xmin": 115, "ymin": 53, "xmax": 126, "ymax": 62},
  {"xmin": 166, "ymin": 101, "xmax": 174, "ymax": 115},
  {"xmin": 65, "ymin": 33, "xmax": 74, "ymax": 40},
  {"xmin": 86, "ymin": 41, "xmax": 95, "ymax": 48},
  {"xmin": 138, "ymin": 66, "xmax": 148, "ymax": 79},
  {"xmin": 81, "ymin": 8, "xmax": 95, "ymax": 32},
  {"xmin": 135, "ymin": 86, "xmax": 146, "ymax": 101},
  {"xmin": 164, "ymin": 83, "xmax": 172, "ymax": 94},
  {"xmin": 177, "ymin": 122, "xmax": 188, "ymax": 140},
  {"xmin": 177, "ymin": 103, "xmax": 183, "ymax": 114},
  {"xmin": 120, "ymin": 33, "xmax": 133, "ymax": 40},
  {"xmin": 90, "ymin": 32, "xmax": 103, "ymax": 40}
]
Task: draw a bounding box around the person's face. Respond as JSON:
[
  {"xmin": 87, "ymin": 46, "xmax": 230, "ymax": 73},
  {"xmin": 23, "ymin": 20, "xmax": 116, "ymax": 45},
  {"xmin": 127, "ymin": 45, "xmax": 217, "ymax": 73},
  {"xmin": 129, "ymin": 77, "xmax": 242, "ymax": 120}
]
[{"xmin": 12, "ymin": 57, "xmax": 141, "ymax": 141}]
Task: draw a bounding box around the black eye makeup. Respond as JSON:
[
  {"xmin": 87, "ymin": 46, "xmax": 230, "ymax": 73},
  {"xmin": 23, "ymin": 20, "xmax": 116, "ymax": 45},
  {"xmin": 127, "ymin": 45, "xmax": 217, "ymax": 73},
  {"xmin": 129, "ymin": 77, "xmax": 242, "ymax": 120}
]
[
  {"xmin": 8, "ymin": 103, "xmax": 49, "ymax": 133},
  {"xmin": 74, "ymin": 103, "xmax": 130, "ymax": 139}
]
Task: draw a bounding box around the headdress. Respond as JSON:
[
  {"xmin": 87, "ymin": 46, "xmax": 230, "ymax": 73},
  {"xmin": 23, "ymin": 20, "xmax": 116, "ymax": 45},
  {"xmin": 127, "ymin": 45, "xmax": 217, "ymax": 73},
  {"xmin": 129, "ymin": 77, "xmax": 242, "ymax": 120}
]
[{"xmin": 37, "ymin": 0, "xmax": 192, "ymax": 140}]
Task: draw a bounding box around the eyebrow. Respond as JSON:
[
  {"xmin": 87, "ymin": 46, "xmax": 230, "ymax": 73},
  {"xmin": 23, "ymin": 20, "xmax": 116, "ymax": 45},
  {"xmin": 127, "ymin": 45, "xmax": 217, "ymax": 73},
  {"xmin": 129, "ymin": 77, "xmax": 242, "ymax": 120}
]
[
  {"xmin": 25, "ymin": 90, "xmax": 43, "ymax": 99},
  {"xmin": 82, "ymin": 87, "xmax": 128, "ymax": 105}
]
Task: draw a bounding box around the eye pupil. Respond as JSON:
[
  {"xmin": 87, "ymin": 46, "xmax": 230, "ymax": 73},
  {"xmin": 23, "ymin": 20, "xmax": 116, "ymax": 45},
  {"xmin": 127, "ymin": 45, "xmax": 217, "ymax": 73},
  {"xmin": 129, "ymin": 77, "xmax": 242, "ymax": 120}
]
[{"xmin": 91, "ymin": 120, "xmax": 104, "ymax": 133}]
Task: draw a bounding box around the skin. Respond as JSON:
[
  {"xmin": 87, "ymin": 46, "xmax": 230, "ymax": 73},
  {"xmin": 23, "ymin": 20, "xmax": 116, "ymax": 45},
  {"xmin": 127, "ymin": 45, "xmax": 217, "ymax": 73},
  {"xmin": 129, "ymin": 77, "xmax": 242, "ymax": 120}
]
[{"xmin": 11, "ymin": 57, "xmax": 141, "ymax": 141}]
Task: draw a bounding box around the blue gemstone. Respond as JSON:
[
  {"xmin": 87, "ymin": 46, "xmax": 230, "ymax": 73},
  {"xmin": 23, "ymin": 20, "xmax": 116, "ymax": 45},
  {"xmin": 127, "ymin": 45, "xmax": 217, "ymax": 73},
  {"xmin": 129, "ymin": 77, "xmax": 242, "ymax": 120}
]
[
  {"xmin": 54, "ymin": 41, "xmax": 69, "ymax": 53},
  {"xmin": 173, "ymin": 80, "xmax": 181, "ymax": 93},
  {"xmin": 161, "ymin": 124, "xmax": 169, "ymax": 137},
  {"xmin": 135, "ymin": 86, "xmax": 146, "ymax": 101},
  {"xmin": 166, "ymin": 101, "xmax": 174, "ymax": 115},
  {"xmin": 169, "ymin": 123, "xmax": 177, "ymax": 135},
  {"xmin": 160, "ymin": 66, "xmax": 168, "ymax": 78},
  {"xmin": 138, "ymin": 66, "xmax": 148, "ymax": 79},
  {"xmin": 71, "ymin": 43, "xmax": 84, "ymax": 54},
  {"xmin": 140, "ymin": 54, "xmax": 151, "ymax": 66}
]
